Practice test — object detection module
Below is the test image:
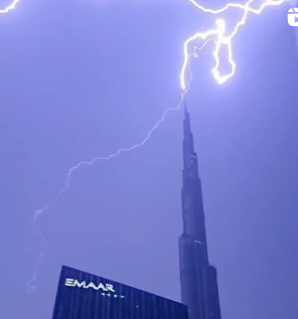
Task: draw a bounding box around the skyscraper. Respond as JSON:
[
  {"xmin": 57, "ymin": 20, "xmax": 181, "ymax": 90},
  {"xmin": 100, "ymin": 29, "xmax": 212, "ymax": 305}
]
[{"xmin": 179, "ymin": 106, "xmax": 222, "ymax": 319}]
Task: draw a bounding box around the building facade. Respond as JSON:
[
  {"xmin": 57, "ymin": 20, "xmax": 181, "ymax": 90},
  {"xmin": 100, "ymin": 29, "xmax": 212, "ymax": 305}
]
[
  {"xmin": 179, "ymin": 107, "xmax": 222, "ymax": 319},
  {"xmin": 53, "ymin": 266, "xmax": 189, "ymax": 319}
]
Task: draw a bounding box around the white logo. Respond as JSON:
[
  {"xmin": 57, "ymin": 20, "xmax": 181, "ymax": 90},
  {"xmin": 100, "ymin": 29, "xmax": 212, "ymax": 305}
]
[
  {"xmin": 65, "ymin": 278, "xmax": 125, "ymax": 298},
  {"xmin": 65, "ymin": 278, "xmax": 115, "ymax": 291},
  {"xmin": 288, "ymin": 8, "xmax": 298, "ymax": 26}
]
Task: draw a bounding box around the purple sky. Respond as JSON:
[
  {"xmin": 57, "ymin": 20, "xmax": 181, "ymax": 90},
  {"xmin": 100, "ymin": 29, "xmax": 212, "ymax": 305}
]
[{"xmin": 1, "ymin": 0, "xmax": 298, "ymax": 318}]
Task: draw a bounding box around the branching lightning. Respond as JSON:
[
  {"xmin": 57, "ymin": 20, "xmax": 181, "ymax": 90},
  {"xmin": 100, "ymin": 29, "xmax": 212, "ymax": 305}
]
[
  {"xmin": 181, "ymin": 0, "xmax": 290, "ymax": 89},
  {"xmin": 1, "ymin": 0, "xmax": 290, "ymax": 291},
  {"xmin": 33, "ymin": 90, "xmax": 190, "ymax": 223}
]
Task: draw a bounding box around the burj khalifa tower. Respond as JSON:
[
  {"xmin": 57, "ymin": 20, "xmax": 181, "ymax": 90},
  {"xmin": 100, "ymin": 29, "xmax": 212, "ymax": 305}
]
[{"xmin": 179, "ymin": 106, "xmax": 222, "ymax": 319}]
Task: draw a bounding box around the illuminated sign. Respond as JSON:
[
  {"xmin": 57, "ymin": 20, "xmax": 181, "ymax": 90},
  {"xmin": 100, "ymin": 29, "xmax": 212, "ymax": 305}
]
[{"xmin": 65, "ymin": 278, "xmax": 125, "ymax": 298}]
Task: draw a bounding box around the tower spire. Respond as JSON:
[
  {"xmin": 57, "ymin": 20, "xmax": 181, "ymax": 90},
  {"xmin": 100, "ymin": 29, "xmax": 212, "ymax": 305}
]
[
  {"xmin": 184, "ymin": 105, "xmax": 191, "ymax": 140},
  {"xmin": 184, "ymin": 99, "xmax": 189, "ymax": 119},
  {"xmin": 183, "ymin": 104, "xmax": 198, "ymax": 180},
  {"xmin": 183, "ymin": 100, "xmax": 190, "ymax": 134},
  {"xmin": 181, "ymin": 108, "xmax": 206, "ymax": 249}
]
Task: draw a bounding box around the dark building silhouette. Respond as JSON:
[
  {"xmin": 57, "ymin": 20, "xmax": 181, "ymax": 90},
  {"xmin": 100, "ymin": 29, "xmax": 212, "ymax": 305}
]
[
  {"xmin": 179, "ymin": 106, "xmax": 222, "ymax": 319},
  {"xmin": 52, "ymin": 265, "xmax": 189, "ymax": 319}
]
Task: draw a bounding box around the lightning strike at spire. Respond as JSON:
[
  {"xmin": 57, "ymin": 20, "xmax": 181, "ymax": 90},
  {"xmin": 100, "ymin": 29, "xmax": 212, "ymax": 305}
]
[
  {"xmin": 0, "ymin": 0, "xmax": 287, "ymax": 291},
  {"xmin": 32, "ymin": 35, "xmax": 210, "ymax": 226},
  {"xmin": 181, "ymin": 0, "xmax": 290, "ymax": 89},
  {"xmin": 28, "ymin": 36, "xmax": 207, "ymax": 291}
]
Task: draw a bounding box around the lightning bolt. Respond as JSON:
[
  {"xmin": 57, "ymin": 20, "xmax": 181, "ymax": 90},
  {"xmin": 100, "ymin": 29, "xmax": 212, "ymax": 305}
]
[
  {"xmin": 27, "ymin": 36, "xmax": 203, "ymax": 292},
  {"xmin": 0, "ymin": 0, "xmax": 290, "ymax": 290},
  {"xmin": 181, "ymin": 0, "xmax": 290, "ymax": 89},
  {"xmin": 27, "ymin": 88, "xmax": 191, "ymax": 292},
  {"xmin": 34, "ymin": 92, "xmax": 189, "ymax": 223},
  {"xmin": 0, "ymin": 0, "xmax": 22, "ymax": 13}
]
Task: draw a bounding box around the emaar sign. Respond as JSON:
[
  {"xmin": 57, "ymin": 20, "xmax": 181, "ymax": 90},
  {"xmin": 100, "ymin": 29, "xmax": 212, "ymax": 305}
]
[
  {"xmin": 65, "ymin": 278, "xmax": 125, "ymax": 298},
  {"xmin": 65, "ymin": 278, "xmax": 115, "ymax": 292}
]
